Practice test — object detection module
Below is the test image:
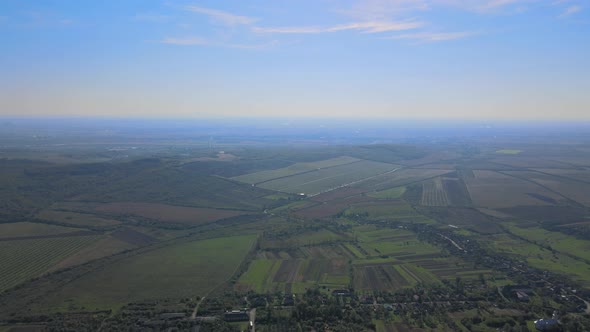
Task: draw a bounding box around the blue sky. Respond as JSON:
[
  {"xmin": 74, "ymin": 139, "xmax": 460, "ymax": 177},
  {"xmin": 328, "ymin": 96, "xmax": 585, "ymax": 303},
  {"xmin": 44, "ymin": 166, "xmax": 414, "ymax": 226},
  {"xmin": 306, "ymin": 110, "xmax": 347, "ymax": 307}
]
[{"xmin": 0, "ymin": 0, "xmax": 588, "ymax": 119}]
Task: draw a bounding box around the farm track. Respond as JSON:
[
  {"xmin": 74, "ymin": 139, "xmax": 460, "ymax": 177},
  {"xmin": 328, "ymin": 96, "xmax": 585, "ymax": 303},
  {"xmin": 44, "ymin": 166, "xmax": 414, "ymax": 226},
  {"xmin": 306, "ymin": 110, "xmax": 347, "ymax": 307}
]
[{"xmin": 399, "ymin": 265, "xmax": 420, "ymax": 283}]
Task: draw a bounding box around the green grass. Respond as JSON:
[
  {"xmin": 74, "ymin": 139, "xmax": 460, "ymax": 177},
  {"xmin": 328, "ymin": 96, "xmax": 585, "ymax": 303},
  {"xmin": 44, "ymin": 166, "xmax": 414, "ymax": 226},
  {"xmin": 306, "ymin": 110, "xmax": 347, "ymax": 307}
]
[
  {"xmin": 506, "ymin": 224, "xmax": 590, "ymax": 262},
  {"xmin": 343, "ymin": 243, "xmax": 364, "ymax": 258},
  {"xmin": 352, "ymin": 226, "xmax": 439, "ymax": 258},
  {"xmin": 367, "ymin": 186, "xmax": 406, "ymax": 199},
  {"xmin": 404, "ymin": 264, "xmax": 440, "ymax": 284},
  {"xmin": 394, "ymin": 265, "xmax": 418, "ymax": 286},
  {"xmin": 239, "ymin": 259, "xmax": 280, "ymax": 292},
  {"xmin": 496, "ymin": 149, "xmax": 522, "ymax": 155},
  {"xmin": 261, "ymin": 229, "xmax": 347, "ymax": 249},
  {"xmin": 263, "ymin": 193, "xmax": 292, "ymax": 200},
  {"xmin": 38, "ymin": 235, "xmax": 257, "ymax": 312},
  {"xmin": 0, "ymin": 235, "xmax": 101, "ymax": 293}
]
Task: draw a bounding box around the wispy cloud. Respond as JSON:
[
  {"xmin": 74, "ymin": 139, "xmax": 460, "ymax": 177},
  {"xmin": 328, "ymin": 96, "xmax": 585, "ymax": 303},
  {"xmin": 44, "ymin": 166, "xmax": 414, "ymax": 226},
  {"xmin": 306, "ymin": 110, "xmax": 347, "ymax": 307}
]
[
  {"xmin": 183, "ymin": 5, "xmax": 257, "ymax": 25},
  {"xmin": 253, "ymin": 20, "xmax": 424, "ymax": 34},
  {"xmin": 558, "ymin": 5, "xmax": 582, "ymax": 17},
  {"xmin": 158, "ymin": 36, "xmax": 276, "ymax": 49},
  {"xmin": 386, "ymin": 31, "xmax": 476, "ymax": 42},
  {"xmin": 159, "ymin": 37, "xmax": 208, "ymax": 46}
]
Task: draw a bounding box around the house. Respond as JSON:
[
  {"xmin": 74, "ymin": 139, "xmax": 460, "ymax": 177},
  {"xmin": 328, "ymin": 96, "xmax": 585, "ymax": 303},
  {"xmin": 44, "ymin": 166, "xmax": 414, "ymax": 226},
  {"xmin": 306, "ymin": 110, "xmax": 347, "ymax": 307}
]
[
  {"xmin": 332, "ymin": 289, "xmax": 352, "ymax": 297},
  {"xmin": 516, "ymin": 291, "xmax": 530, "ymax": 302},
  {"xmin": 282, "ymin": 294, "xmax": 295, "ymax": 306},
  {"xmin": 534, "ymin": 318, "xmax": 559, "ymax": 331}
]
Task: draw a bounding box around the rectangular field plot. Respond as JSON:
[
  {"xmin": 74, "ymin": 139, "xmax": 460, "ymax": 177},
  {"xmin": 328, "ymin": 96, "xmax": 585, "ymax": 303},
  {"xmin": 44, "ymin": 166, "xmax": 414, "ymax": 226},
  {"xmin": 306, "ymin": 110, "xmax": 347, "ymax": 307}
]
[
  {"xmin": 421, "ymin": 177, "xmax": 449, "ymax": 206},
  {"xmin": 465, "ymin": 170, "xmax": 564, "ymax": 208},
  {"xmin": 47, "ymin": 235, "xmax": 137, "ymax": 272},
  {"xmin": 506, "ymin": 224, "xmax": 590, "ymax": 262},
  {"xmin": 443, "ymin": 177, "xmax": 472, "ymax": 206},
  {"xmin": 238, "ymin": 255, "xmax": 350, "ymax": 294},
  {"xmin": 353, "ymin": 226, "xmax": 441, "ymax": 258},
  {"xmin": 257, "ymin": 160, "xmax": 396, "ymax": 195},
  {"xmin": 353, "ymin": 265, "xmax": 410, "ymax": 291},
  {"xmin": 534, "ymin": 168, "xmax": 590, "ymax": 183},
  {"xmin": 353, "ymin": 168, "xmax": 452, "ymax": 192},
  {"xmin": 345, "ymin": 201, "xmax": 434, "ymax": 223},
  {"xmin": 0, "ymin": 235, "xmax": 100, "ymax": 293},
  {"xmin": 94, "ymin": 202, "xmax": 248, "ymax": 225},
  {"xmin": 261, "ymin": 229, "xmax": 351, "ymax": 249},
  {"xmin": 38, "ymin": 235, "xmax": 257, "ymax": 311},
  {"xmin": 295, "ymin": 195, "xmax": 372, "ymax": 219},
  {"xmin": 0, "ymin": 222, "xmax": 80, "ymax": 239},
  {"xmin": 35, "ymin": 210, "xmax": 121, "ymax": 228},
  {"xmin": 504, "ymin": 171, "xmax": 590, "ymax": 206},
  {"xmin": 232, "ymin": 156, "xmax": 360, "ymax": 184},
  {"xmin": 367, "ymin": 186, "xmax": 406, "ymax": 199}
]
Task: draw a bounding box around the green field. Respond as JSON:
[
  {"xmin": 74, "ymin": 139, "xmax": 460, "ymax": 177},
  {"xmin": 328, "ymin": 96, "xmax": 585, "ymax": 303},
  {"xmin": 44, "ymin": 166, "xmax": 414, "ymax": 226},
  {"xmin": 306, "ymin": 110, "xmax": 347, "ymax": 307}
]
[
  {"xmin": 345, "ymin": 201, "xmax": 434, "ymax": 223},
  {"xmin": 506, "ymin": 224, "xmax": 590, "ymax": 262},
  {"xmin": 238, "ymin": 259, "xmax": 281, "ymax": 292},
  {"xmin": 232, "ymin": 156, "xmax": 360, "ymax": 184},
  {"xmin": 486, "ymin": 233, "xmax": 590, "ymax": 286},
  {"xmin": 367, "ymin": 186, "xmax": 406, "ymax": 199},
  {"xmin": 257, "ymin": 160, "xmax": 396, "ymax": 195},
  {"xmin": 0, "ymin": 235, "xmax": 100, "ymax": 293},
  {"xmin": 36, "ymin": 235, "xmax": 257, "ymax": 311}
]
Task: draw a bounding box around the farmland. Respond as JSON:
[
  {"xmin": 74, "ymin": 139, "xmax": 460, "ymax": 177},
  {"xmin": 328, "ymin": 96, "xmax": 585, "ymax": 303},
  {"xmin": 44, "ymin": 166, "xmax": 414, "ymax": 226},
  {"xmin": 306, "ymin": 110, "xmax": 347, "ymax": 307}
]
[
  {"xmin": 421, "ymin": 177, "xmax": 449, "ymax": 206},
  {"xmin": 255, "ymin": 160, "xmax": 396, "ymax": 195},
  {"xmin": 36, "ymin": 234, "xmax": 257, "ymax": 311},
  {"xmin": 503, "ymin": 170, "xmax": 590, "ymax": 206},
  {"xmin": 352, "ymin": 168, "xmax": 453, "ymax": 192},
  {"xmin": 35, "ymin": 209, "xmax": 121, "ymax": 228},
  {"xmin": 232, "ymin": 156, "xmax": 360, "ymax": 184},
  {"xmin": 2, "ymin": 123, "xmax": 590, "ymax": 330},
  {"xmin": 0, "ymin": 235, "xmax": 100, "ymax": 293},
  {"xmin": 93, "ymin": 202, "xmax": 249, "ymax": 225},
  {"xmin": 465, "ymin": 170, "xmax": 565, "ymax": 208},
  {"xmin": 0, "ymin": 222, "xmax": 79, "ymax": 239},
  {"xmin": 367, "ymin": 186, "xmax": 406, "ymax": 199}
]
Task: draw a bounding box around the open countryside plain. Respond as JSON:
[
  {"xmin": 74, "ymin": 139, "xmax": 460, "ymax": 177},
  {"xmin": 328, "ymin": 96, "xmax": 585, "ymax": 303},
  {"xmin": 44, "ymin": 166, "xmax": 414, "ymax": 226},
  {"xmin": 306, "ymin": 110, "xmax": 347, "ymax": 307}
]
[{"xmin": 2, "ymin": 135, "xmax": 590, "ymax": 330}]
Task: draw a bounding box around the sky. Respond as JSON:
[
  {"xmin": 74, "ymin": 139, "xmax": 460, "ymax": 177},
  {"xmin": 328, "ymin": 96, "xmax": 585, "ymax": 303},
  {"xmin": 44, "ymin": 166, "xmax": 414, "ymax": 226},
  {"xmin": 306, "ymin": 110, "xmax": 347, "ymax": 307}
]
[{"xmin": 0, "ymin": 0, "xmax": 588, "ymax": 120}]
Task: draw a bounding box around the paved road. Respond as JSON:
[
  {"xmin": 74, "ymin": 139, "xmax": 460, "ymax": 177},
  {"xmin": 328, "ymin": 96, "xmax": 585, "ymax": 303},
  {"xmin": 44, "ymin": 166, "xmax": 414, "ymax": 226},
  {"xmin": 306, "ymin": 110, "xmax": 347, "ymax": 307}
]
[{"xmin": 249, "ymin": 308, "xmax": 256, "ymax": 332}]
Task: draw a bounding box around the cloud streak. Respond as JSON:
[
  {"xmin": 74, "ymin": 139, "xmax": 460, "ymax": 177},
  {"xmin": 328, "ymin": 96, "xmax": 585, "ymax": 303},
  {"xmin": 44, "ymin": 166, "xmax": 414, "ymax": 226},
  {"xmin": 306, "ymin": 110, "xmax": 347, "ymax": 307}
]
[
  {"xmin": 386, "ymin": 31, "xmax": 476, "ymax": 42},
  {"xmin": 158, "ymin": 36, "xmax": 275, "ymax": 49},
  {"xmin": 184, "ymin": 5, "xmax": 257, "ymax": 25},
  {"xmin": 253, "ymin": 20, "xmax": 424, "ymax": 34},
  {"xmin": 558, "ymin": 5, "xmax": 582, "ymax": 17}
]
